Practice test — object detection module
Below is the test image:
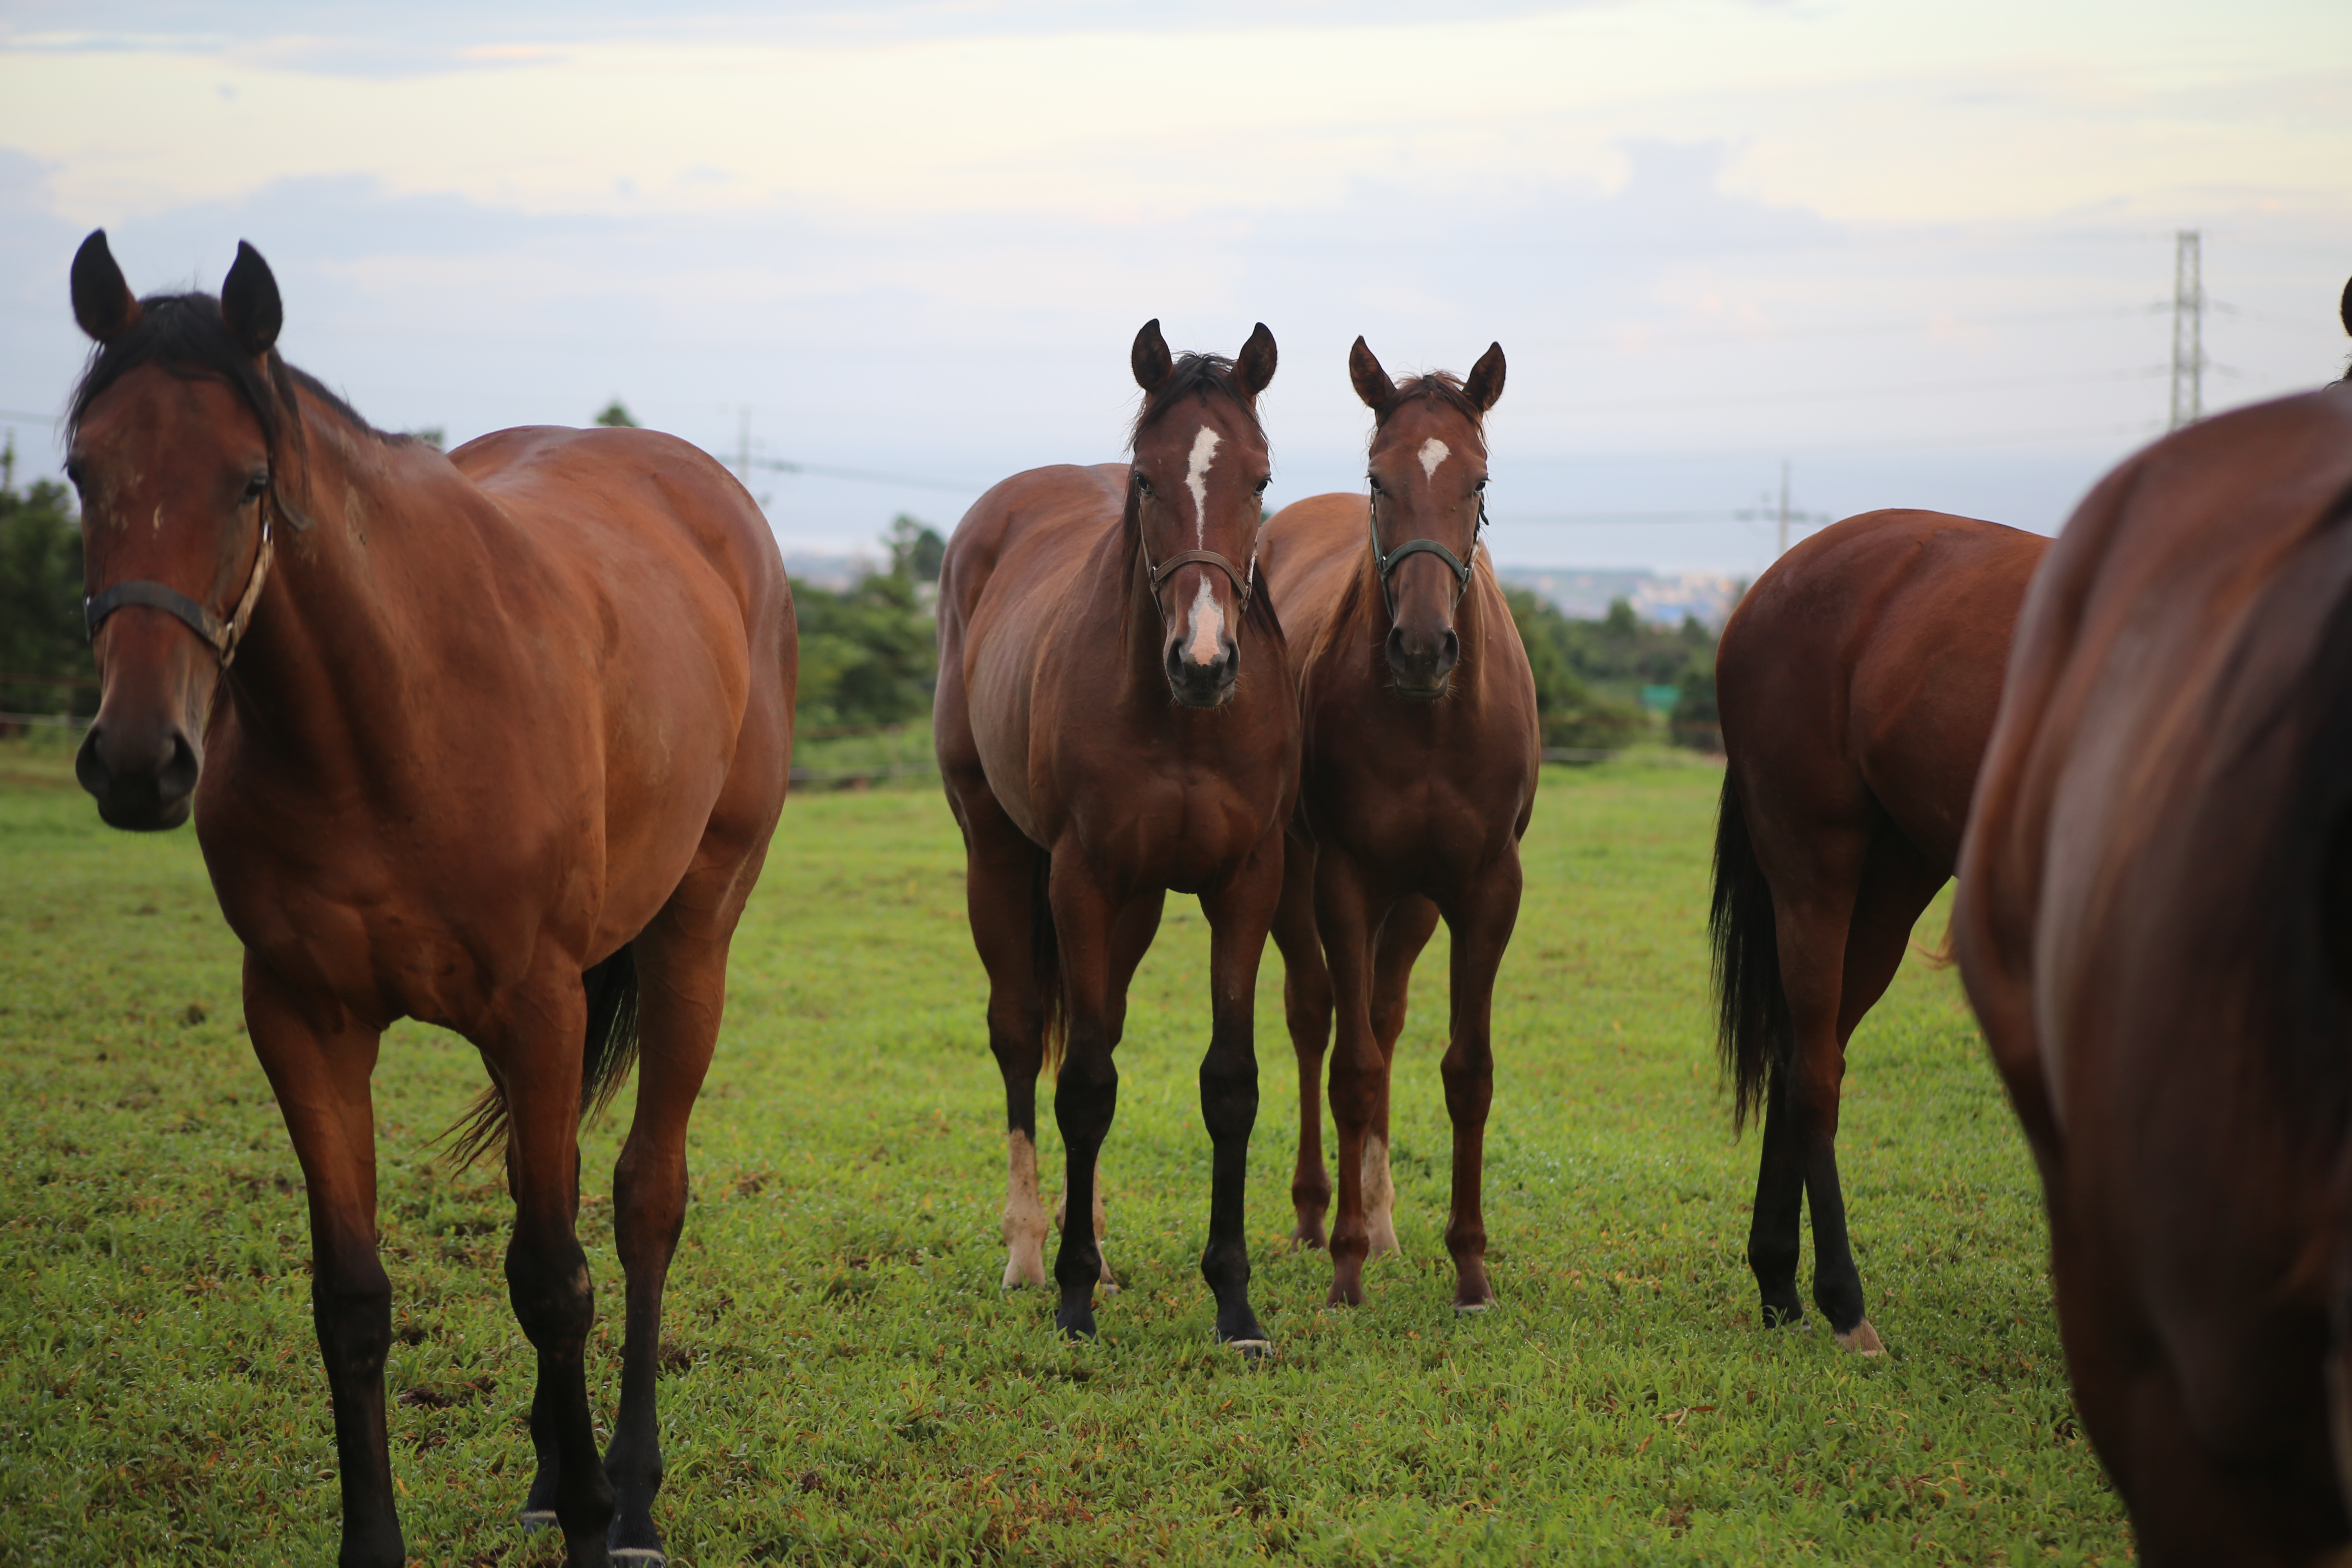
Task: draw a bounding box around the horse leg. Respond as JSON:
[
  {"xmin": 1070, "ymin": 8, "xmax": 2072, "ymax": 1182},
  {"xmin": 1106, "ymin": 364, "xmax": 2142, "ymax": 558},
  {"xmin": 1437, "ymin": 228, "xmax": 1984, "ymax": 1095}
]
[
  {"xmin": 949, "ymin": 791, "xmax": 1053, "ymax": 1288},
  {"xmin": 245, "ymin": 969, "xmax": 402, "ymax": 1568},
  {"xmin": 1197, "ymin": 829, "xmax": 1283, "ymax": 1350},
  {"xmin": 1437, "ymin": 859, "xmax": 1521, "ymax": 1311},
  {"xmin": 1748, "ymin": 826, "xmax": 1865, "ymax": 1337},
  {"xmin": 1270, "ymin": 826, "xmax": 1333, "ymax": 1247},
  {"xmin": 1315, "ymin": 847, "xmax": 1386, "ymax": 1307},
  {"xmin": 492, "ymin": 980, "xmax": 616, "ymax": 1568},
  {"xmin": 1046, "ymin": 859, "xmax": 1119, "ymax": 1340},
  {"xmin": 601, "ymin": 911, "xmax": 743, "ymax": 1563},
  {"xmin": 1055, "ymin": 891, "xmax": 1164, "ymax": 1290},
  {"xmin": 1807, "ymin": 830, "xmax": 1947, "ymax": 1354},
  {"xmin": 1364, "ymin": 894, "xmax": 1440, "ymax": 1258}
]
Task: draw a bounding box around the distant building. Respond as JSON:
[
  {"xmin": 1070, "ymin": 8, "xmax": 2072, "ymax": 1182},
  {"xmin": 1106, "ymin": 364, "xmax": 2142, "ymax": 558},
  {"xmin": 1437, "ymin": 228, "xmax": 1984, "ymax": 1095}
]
[{"xmin": 1499, "ymin": 568, "xmax": 1743, "ymax": 628}]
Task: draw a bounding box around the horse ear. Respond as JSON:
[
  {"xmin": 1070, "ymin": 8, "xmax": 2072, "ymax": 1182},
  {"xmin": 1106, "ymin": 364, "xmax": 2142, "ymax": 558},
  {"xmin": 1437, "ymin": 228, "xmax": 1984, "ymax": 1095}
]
[
  {"xmin": 220, "ymin": 241, "xmax": 283, "ymax": 358},
  {"xmin": 1463, "ymin": 342, "xmax": 1506, "ymax": 413},
  {"xmin": 1348, "ymin": 336, "xmax": 1394, "ymax": 410},
  {"xmin": 1234, "ymin": 323, "xmax": 1276, "ymax": 400},
  {"xmin": 1131, "ymin": 319, "xmax": 1172, "ymax": 392},
  {"xmin": 2341, "ymin": 274, "xmax": 2351, "ymax": 339},
  {"xmin": 71, "ymin": 230, "xmax": 143, "ymax": 344}
]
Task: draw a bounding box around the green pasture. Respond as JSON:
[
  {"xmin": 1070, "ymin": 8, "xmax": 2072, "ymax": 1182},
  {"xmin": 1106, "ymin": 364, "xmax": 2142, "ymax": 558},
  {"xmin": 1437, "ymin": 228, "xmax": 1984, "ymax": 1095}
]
[{"xmin": 0, "ymin": 738, "xmax": 2128, "ymax": 1564}]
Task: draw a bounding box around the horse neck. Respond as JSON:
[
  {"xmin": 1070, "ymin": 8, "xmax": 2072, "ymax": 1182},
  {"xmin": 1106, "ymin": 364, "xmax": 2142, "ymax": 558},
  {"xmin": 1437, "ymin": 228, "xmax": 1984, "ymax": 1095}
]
[{"xmin": 216, "ymin": 403, "xmax": 433, "ymax": 776}]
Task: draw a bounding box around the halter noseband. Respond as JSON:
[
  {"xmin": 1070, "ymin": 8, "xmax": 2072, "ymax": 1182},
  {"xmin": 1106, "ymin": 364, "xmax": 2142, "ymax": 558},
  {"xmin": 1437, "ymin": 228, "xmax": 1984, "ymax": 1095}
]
[
  {"xmin": 1368, "ymin": 485, "xmax": 1487, "ymax": 621},
  {"xmin": 85, "ymin": 490, "xmax": 278, "ymax": 669},
  {"xmin": 1144, "ymin": 546, "xmax": 1256, "ymax": 612}
]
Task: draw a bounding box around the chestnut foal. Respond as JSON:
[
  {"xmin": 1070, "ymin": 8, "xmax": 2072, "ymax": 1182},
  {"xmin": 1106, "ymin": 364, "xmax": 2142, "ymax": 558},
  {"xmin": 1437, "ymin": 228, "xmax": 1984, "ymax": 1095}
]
[{"xmin": 1263, "ymin": 339, "xmax": 1539, "ymax": 1310}]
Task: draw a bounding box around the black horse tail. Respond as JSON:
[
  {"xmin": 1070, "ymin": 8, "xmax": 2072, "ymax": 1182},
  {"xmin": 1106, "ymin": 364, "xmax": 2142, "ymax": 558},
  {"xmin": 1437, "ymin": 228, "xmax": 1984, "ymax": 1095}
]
[
  {"xmin": 1034, "ymin": 851, "xmax": 1066, "ymax": 1081},
  {"xmin": 445, "ymin": 944, "xmax": 643, "ymax": 1169},
  {"xmin": 1711, "ymin": 772, "xmax": 1791, "ymax": 1132}
]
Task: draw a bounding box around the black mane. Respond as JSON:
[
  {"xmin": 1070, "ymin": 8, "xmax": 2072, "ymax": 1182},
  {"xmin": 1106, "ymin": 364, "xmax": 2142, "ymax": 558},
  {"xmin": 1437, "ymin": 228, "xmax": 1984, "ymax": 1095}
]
[
  {"xmin": 67, "ymin": 291, "xmax": 391, "ymax": 466},
  {"xmin": 1128, "ymin": 350, "xmax": 1267, "ymax": 452}
]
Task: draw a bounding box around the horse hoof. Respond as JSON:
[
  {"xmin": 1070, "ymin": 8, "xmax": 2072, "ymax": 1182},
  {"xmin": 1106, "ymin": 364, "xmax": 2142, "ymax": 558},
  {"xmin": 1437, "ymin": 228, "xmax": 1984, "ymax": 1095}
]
[
  {"xmin": 1834, "ymin": 1319, "xmax": 1886, "ymax": 1356},
  {"xmin": 1224, "ymin": 1337, "xmax": 1272, "ymax": 1361},
  {"xmin": 1454, "ymin": 1298, "xmax": 1495, "ymax": 1316},
  {"xmin": 610, "ymin": 1552, "xmax": 667, "ymax": 1566},
  {"xmin": 520, "ymin": 1508, "xmax": 559, "ymax": 1533}
]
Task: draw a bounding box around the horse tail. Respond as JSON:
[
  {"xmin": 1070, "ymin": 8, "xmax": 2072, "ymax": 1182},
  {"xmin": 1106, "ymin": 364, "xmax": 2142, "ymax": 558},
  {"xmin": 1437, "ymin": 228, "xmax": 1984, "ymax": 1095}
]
[
  {"xmin": 1908, "ymin": 922, "xmax": 1957, "ymax": 969},
  {"xmin": 1711, "ymin": 771, "xmax": 1792, "ymax": 1132},
  {"xmin": 1033, "ymin": 851, "xmax": 1066, "ymax": 1081},
  {"xmin": 444, "ymin": 943, "xmax": 644, "ymax": 1169}
]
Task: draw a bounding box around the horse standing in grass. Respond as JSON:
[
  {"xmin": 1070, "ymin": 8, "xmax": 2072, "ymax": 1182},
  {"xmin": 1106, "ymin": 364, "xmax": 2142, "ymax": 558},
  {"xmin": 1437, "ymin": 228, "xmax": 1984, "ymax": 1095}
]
[
  {"xmin": 1956, "ymin": 387, "xmax": 2352, "ymax": 1564},
  {"xmin": 1711, "ymin": 510, "xmax": 2047, "ymax": 1353},
  {"xmin": 63, "ymin": 233, "xmax": 793, "ymax": 1568},
  {"xmin": 1262, "ymin": 339, "xmax": 1537, "ymax": 1310},
  {"xmin": 934, "ymin": 321, "xmax": 1296, "ymax": 1348}
]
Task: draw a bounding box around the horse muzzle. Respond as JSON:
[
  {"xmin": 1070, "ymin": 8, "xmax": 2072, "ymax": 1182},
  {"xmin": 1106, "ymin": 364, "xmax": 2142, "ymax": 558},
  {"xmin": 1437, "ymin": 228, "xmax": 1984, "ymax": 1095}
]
[
  {"xmin": 76, "ymin": 715, "xmax": 203, "ymax": 831},
  {"xmin": 1386, "ymin": 625, "xmax": 1459, "ymax": 700},
  {"xmin": 1165, "ymin": 637, "xmax": 1239, "ymax": 708}
]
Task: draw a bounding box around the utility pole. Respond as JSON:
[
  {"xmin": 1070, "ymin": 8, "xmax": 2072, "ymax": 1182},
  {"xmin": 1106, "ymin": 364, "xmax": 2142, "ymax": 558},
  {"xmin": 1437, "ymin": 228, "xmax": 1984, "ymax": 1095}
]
[
  {"xmin": 1776, "ymin": 459, "xmax": 1791, "ymax": 559},
  {"xmin": 2169, "ymin": 230, "xmax": 2203, "ymax": 430}
]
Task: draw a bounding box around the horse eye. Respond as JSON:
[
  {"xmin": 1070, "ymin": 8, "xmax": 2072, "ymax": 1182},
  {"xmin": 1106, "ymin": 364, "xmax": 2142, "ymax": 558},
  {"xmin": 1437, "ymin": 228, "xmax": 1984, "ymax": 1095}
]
[
  {"xmin": 1368, "ymin": 475, "xmax": 1384, "ymax": 494},
  {"xmin": 1136, "ymin": 475, "xmax": 1154, "ymax": 497},
  {"xmin": 1474, "ymin": 478, "xmax": 1488, "ymax": 492},
  {"xmin": 243, "ymin": 473, "xmax": 270, "ymax": 502},
  {"xmin": 1253, "ymin": 477, "xmax": 1270, "ymax": 495}
]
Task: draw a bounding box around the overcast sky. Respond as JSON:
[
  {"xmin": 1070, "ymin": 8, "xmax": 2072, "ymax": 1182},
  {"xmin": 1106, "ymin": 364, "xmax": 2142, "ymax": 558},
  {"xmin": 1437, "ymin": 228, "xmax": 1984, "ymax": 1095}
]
[{"xmin": 3, "ymin": 0, "xmax": 2346, "ymax": 575}]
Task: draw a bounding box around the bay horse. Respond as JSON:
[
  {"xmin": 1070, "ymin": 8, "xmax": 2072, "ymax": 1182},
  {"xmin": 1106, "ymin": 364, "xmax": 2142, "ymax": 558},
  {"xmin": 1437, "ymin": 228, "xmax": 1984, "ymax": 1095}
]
[
  {"xmin": 1261, "ymin": 339, "xmax": 1538, "ymax": 1310},
  {"xmin": 1956, "ymin": 385, "xmax": 2352, "ymax": 1564},
  {"xmin": 62, "ymin": 233, "xmax": 793, "ymax": 1568},
  {"xmin": 1712, "ymin": 509, "xmax": 2048, "ymax": 1352},
  {"xmin": 933, "ymin": 321, "xmax": 1296, "ymax": 1348}
]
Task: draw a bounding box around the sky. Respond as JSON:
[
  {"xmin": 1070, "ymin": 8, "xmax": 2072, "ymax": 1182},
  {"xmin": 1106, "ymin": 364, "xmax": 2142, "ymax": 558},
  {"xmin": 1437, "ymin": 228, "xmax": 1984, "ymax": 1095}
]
[{"xmin": 2, "ymin": 0, "xmax": 2347, "ymax": 578}]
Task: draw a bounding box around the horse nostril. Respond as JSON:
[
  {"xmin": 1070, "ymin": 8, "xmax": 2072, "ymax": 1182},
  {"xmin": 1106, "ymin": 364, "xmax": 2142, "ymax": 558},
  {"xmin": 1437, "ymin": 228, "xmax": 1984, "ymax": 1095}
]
[
  {"xmin": 1439, "ymin": 630, "xmax": 1461, "ymax": 669},
  {"xmin": 157, "ymin": 728, "xmax": 200, "ymax": 808},
  {"xmin": 74, "ymin": 724, "xmax": 111, "ymax": 801}
]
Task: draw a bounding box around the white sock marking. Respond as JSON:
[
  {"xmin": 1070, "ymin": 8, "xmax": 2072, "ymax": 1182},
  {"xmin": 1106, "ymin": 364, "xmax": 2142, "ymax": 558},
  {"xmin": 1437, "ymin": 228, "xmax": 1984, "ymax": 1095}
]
[
  {"xmin": 1185, "ymin": 425, "xmax": 1222, "ymax": 546},
  {"xmin": 1418, "ymin": 438, "xmax": 1449, "ymax": 481}
]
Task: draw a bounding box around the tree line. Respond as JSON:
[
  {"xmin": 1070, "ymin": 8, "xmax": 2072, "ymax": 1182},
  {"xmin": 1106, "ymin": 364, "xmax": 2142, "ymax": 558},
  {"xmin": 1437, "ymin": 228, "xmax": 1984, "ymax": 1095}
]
[{"xmin": 0, "ymin": 420, "xmax": 1722, "ymax": 751}]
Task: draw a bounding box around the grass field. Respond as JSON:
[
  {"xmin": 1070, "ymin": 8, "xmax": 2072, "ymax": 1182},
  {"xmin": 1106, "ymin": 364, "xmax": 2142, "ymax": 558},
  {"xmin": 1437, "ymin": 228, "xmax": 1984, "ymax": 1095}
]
[{"xmin": 0, "ymin": 737, "xmax": 2130, "ymax": 1565}]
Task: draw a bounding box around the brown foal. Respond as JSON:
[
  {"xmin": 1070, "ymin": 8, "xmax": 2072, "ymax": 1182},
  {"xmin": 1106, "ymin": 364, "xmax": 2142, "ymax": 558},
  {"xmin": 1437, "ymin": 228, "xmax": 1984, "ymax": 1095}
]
[
  {"xmin": 1711, "ymin": 510, "xmax": 2047, "ymax": 1353},
  {"xmin": 1262, "ymin": 338, "xmax": 1539, "ymax": 1310},
  {"xmin": 933, "ymin": 321, "xmax": 1298, "ymax": 1348},
  {"xmin": 62, "ymin": 232, "xmax": 793, "ymax": 1568}
]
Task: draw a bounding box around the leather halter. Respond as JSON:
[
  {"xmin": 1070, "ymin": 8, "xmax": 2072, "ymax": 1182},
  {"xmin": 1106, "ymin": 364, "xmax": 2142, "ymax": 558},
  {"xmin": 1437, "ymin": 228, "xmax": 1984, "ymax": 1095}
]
[
  {"xmin": 1144, "ymin": 545, "xmax": 1256, "ymax": 614},
  {"xmin": 1368, "ymin": 485, "xmax": 1487, "ymax": 621},
  {"xmin": 85, "ymin": 490, "xmax": 277, "ymax": 669}
]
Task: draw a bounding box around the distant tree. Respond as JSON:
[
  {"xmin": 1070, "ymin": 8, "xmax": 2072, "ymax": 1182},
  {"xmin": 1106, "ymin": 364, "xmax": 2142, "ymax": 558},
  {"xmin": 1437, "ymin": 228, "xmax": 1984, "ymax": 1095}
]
[
  {"xmin": 0, "ymin": 437, "xmax": 94, "ymax": 720},
  {"xmin": 408, "ymin": 427, "xmax": 446, "ymax": 451},
  {"xmin": 1501, "ymin": 587, "xmax": 1648, "ymax": 752},
  {"xmin": 886, "ymin": 514, "xmax": 946, "ymax": 584},
  {"xmin": 593, "ymin": 400, "xmax": 638, "ymax": 429}
]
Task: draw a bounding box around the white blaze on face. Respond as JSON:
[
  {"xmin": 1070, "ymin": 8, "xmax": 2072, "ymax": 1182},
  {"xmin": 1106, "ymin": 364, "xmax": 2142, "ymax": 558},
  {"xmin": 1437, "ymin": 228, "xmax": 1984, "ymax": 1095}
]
[
  {"xmin": 1418, "ymin": 438, "xmax": 1449, "ymax": 481},
  {"xmin": 1185, "ymin": 571, "xmax": 1225, "ymax": 667},
  {"xmin": 1184, "ymin": 424, "xmax": 1222, "ymax": 546}
]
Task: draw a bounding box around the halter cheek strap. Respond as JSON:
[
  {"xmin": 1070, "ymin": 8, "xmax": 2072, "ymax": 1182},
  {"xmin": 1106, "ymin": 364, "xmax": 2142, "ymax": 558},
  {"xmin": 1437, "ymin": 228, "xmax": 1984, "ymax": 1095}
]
[
  {"xmin": 85, "ymin": 494, "xmax": 277, "ymax": 668},
  {"xmin": 1368, "ymin": 488, "xmax": 1486, "ymax": 620}
]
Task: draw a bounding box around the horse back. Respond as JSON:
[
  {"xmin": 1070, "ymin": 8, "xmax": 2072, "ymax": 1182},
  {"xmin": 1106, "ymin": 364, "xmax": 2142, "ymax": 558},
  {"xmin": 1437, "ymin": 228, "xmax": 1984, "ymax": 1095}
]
[
  {"xmin": 1720, "ymin": 509, "xmax": 2046, "ymax": 872},
  {"xmin": 936, "ymin": 463, "xmax": 1130, "ymax": 839}
]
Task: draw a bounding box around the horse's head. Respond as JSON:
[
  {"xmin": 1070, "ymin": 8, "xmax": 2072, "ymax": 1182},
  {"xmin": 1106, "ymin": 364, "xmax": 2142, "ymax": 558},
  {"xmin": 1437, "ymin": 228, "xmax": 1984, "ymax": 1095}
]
[
  {"xmin": 1127, "ymin": 319, "xmax": 1277, "ymax": 708},
  {"xmin": 64, "ymin": 231, "xmax": 293, "ymax": 831},
  {"xmin": 1354, "ymin": 338, "xmax": 1505, "ymax": 699}
]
